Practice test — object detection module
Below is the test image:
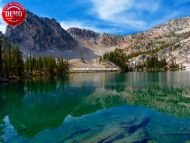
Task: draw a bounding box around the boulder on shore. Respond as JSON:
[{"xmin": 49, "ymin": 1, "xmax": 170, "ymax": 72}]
[{"xmin": 0, "ymin": 77, "xmax": 9, "ymax": 84}]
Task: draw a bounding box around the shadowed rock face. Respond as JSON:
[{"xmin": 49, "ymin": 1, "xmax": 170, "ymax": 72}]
[
  {"xmin": 67, "ymin": 28, "xmax": 124, "ymax": 47},
  {"xmin": 67, "ymin": 28, "xmax": 100, "ymax": 40},
  {"xmin": 5, "ymin": 11, "xmax": 77, "ymax": 52}
]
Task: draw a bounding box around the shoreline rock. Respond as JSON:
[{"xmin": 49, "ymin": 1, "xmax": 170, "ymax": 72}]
[{"xmin": 0, "ymin": 77, "xmax": 9, "ymax": 84}]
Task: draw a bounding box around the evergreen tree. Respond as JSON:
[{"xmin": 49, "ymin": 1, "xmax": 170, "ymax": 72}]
[
  {"xmin": 25, "ymin": 57, "xmax": 30, "ymax": 72},
  {"xmin": 103, "ymin": 49, "xmax": 128, "ymax": 71},
  {"xmin": 0, "ymin": 39, "xmax": 2, "ymax": 77},
  {"xmin": 0, "ymin": 40, "xmax": 70, "ymax": 79},
  {"xmin": 13, "ymin": 46, "xmax": 24, "ymax": 77},
  {"xmin": 38, "ymin": 57, "xmax": 43, "ymax": 72},
  {"xmin": 99, "ymin": 56, "xmax": 102, "ymax": 63},
  {"xmin": 56, "ymin": 58, "xmax": 69, "ymax": 75},
  {"xmin": 8, "ymin": 43, "xmax": 12, "ymax": 77}
]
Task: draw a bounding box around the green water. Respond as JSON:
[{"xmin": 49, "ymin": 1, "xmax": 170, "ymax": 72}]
[{"xmin": 1, "ymin": 72, "xmax": 190, "ymax": 143}]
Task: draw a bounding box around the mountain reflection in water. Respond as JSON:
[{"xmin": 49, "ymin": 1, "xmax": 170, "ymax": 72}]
[{"xmin": 1, "ymin": 72, "xmax": 190, "ymax": 143}]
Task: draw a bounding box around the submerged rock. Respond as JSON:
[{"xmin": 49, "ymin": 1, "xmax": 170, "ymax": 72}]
[
  {"xmin": 64, "ymin": 116, "xmax": 151, "ymax": 143},
  {"xmin": 62, "ymin": 128, "xmax": 91, "ymax": 142},
  {"xmin": 120, "ymin": 117, "xmax": 150, "ymax": 134},
  {"xmin": 116, "ymin": 128, "xmax": 150, "ymax": 143},
  {"xmin": 98, "ymin": 131, "xmax": 125, "ymax": 143}
]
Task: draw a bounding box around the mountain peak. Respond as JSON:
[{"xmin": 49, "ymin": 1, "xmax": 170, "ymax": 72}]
[
  {"xmin": 5, "ymin": 11, "xmax": 76, "ymax": 52},
  {"xmin": 67, "ymin": 27, "xmax": 99, "ymax": 40}
]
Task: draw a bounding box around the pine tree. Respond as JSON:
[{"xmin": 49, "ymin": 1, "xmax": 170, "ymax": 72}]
[
  {"xmin": 99, "ymin": 56, "xmax": 102, "ymax": 63},
  {"xmin": 0, "ymin": 38, "xmax": 2, "ymax": 77},
  {"xmin": 29, "ymin": 52, "xmax": 33, "ymax": 74},
  {"xmin": 7, "ymin": 43, "xmax": 12, "ymax": 77},
  {"xmin": 25, "ymin": 57, "xmax": 30, "ymax": 72},
  {"xmin": 15, "ymin": 46, "xmax": 24, "ymax": 77},
  {"xmin": 38, "ymin": 57, "xmax": 43, "ymax": 72}
]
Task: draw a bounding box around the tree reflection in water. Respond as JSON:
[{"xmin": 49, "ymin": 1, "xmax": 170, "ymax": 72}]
[{"xmin": 0, "ymin": 72, "xmax": 190, "ymax": 140}]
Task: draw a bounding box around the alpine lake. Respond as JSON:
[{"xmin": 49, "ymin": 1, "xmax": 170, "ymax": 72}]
[{"xmin": 1, "ymin": 71, "xmax": 190, "ymax": 143}]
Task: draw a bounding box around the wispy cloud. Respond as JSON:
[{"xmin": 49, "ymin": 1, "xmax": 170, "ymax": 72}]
[
  {"xmin": 60, "ymin": 20, "xmax": 118, "ymax": 33},
  {"xmin": 89, "ymin": 0, "xmax": 161, "ymax": 29},
  {"xmin": 0, "ymin": 1, "xmax": 6, "ymax": 33},
  {"xmin": 0, "ymin": 0, "xmax": 189, "ymax": 35}
]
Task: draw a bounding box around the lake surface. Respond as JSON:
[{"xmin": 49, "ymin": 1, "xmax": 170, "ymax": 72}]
[{"xmin": 1, "ymin": 72, "xmax": 190, "ymax": 143}]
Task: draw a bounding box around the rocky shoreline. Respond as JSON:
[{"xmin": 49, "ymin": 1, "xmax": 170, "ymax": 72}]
[{"xmin": 0, "ymin": 77, "xmax": 9, "ymax": 84}]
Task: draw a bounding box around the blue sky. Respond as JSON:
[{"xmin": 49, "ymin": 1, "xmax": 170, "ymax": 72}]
[{"xmin": 1, "ymin": 0, "xmax": 190, "ymax": 34}]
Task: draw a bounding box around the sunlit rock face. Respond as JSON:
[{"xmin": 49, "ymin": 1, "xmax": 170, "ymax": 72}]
[{"xmin": 68, "ymin": 17, "xmax": 190, "ymax": 66}]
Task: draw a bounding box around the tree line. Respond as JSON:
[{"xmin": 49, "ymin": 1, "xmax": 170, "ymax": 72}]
[
  {"xmin": 100, "ymin": 49, "xmax": 128, "ymax": 71},
  {"xmin": 101, "ymin": 48, "xmax": 180, "ymax": 72},
  {"xmin": 0, "ymin": 40, "xmax": 69, "ymax": 80}
]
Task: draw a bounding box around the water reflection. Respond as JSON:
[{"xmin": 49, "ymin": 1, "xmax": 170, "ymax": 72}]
[{"xmin": 0, "ymin": 72, "xmax": 190, "ymax": 142}]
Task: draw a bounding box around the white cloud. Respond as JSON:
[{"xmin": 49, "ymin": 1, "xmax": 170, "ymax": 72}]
[
  {"xmin": 0, "ymin": 1, "xmax": 7, "ymax": 34},
  {"xmin": 0, "ymin": 7, "xmax": 7, "ymax": 34},
  {"xmin": 60, "ymin": 21, "xmax": 98, "ymax": 31},
  {"xmin": 89, "ymin": 0, "xmax": 160, "ymax": 29},
  {"xmin": 60, "ymin": 20, "xmax": 116, "ymax": 33},
  {"xmin": 91, "ymin": 0, "xmax": 131, "ymax": 20}
]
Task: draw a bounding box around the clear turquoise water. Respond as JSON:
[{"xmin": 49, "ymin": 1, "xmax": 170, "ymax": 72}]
[{"xmin": 1, "ymin": 72, "xmax": 190, "ymax": 143}]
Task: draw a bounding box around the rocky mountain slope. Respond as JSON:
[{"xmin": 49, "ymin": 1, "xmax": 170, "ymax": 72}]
[
  {"xmin": 125, "ymin": 17, "xmax": 190, "ymax": 68},
  {"xmin": 6, "ymin": 11, "xmax": 77, "ymax": 51},
  {"xmin": 4, "ymin": 11, "xmax": 190, "ymax": 69},
  {"xmin": 5, "ymin": 11, "xmax": 98, "ymax": 60},
  {"xmin": 67, "ymin": 28, "xmax": 125, "ymax": 55},
  {"xmin": 68, "ymin": 17, "xmax": 190, "ymax": 68}
]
